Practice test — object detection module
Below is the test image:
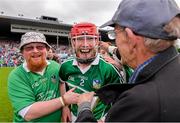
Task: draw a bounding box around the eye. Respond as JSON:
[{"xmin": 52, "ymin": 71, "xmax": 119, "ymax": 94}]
[
  {"xmin": 77, "ymin": 37, "xmax": 84, "ymax": 41},
  {"xmin": 36, "ymin": 45, "xmax": 46, "ymax": 50},
  {"xmin": 23, "ymin": 45, "xmax": 46, "ymax": 51},
  {"xmin": 86, "ymin": 37, "xmax": 94, "ymax": 41},
  {"xmin": 24, "ymin": 46, "xmax": 34, "ymax": 51}
]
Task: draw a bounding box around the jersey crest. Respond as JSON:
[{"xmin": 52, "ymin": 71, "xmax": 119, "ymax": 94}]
[
  {"xmin": 93, "ymin": 79, "xmax": 101, "ymax": 89},
  {"xmin": 51, "ymin": 74, "xmax": 57, "ymax": 83}
]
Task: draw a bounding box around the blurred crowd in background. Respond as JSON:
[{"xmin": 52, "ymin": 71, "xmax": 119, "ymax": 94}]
[
  {"xmin": 1, "ymin": 39, "xmax": 180, "ymax": 67},
  {"xmin": 0, "ymin": 40, "xmax": 70, "ymax": 67}
]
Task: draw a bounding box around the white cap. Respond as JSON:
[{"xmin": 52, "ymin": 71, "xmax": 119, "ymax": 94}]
[{"xmin": 19, "ymin": 32, "xmax": 51, "ymax": 50}]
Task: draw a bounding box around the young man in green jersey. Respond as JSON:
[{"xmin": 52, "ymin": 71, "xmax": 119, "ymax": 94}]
[
  {"xmin": 8, "ymin": 32, "xmax": 80, "ymax": 122},
  {"xmin": 59, "ymin": 22, "xmax": 125, "ymax": 122}
]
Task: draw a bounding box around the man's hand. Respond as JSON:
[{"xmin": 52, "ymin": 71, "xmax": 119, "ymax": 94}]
[
  {"xmin": 77, "ymin": 92, "xmax": 95, "ymax": 106},
  {"xmin": 63, "ymin": 87, "xmax": 80, "ymax": 105},
  {"xmin": 61, "ymin": 106, "xmax": 71, "ymax": 122}
]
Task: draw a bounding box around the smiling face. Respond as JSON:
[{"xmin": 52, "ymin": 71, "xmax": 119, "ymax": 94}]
[
  {"xmin": 71, "ymin": 35, "xmax": 99, "ymax": 63},
  {"xmin": 21, "ymin": 42, "xmax": 48, "ymax": 72}
]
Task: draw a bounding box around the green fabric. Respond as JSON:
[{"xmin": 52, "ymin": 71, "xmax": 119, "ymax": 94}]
[
  {"xmin": 8, "ymin": 60, "xmax": 61, "ymax": 122},
  {"xmin": 59, "ymin": 57, "xmax": 124, "ymax": 120},
  {"xmin": 123, "ymin": 65, "xmax": 134, "ymax": 82}
]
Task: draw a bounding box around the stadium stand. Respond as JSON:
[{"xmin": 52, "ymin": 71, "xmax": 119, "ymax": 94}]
[{"xmin": 0, "ymin": 15, "xmax": 111, "ymax": 67}]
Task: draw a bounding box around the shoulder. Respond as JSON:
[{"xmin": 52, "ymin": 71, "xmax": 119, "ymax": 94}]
[
  {"xmin": 48, "ymin": 60, "xmax": 60, "ymax": 69},
  {"xmin": 99, "ymin": 57, "xmax": 114, "ymax": 67},
  {"xmin": 8, "ymin": 65, "xmax": 30, "ymax": 87},
  {"xmin": 8, "ymin": 65, "xmax": 25, "ymax": 78},
  {"xmin": 60, "ymin": 59, "xmax": 74, "ymax": 66},
  {"xmin": 49, "ymin": 60, "xmax": 60, "ymax": 66},
  {"xmin": 59, "ymin": 59, "xmax": 74, "ymax": 73},
  {"xmin": 99, "ymin": 57, "xmax": 120, "ymax": 73}
]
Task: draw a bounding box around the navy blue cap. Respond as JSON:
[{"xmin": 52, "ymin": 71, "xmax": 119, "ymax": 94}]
[{"xmin": 101, "ymin": 0, "xmax": 180, "ymax": 40}]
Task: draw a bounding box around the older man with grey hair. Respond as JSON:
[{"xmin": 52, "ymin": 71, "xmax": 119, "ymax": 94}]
[
  {"xmin": 76, "ymin": 0, "xmax": 180, "ymax": 122},
  {"xmin": 8, "ymin": 32, "xmax": 80, "ymax": 122}
]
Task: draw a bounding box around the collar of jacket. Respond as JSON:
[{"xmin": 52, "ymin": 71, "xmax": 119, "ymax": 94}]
[
  {"xmin": 96, "ymin": 46, "xmax": 179, "ymax": 105},
  {"xmin": 135, "ymin": 46, "xmax": 179, "ymax": 84}
]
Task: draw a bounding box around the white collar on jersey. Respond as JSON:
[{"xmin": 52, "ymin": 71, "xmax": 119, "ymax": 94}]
[
  {"xmin": 23, "ymin": 60, "xmax": 50, "ymax": 75},
  {"xmin": 73, "ymin": 54, "xmax": 100, "ymax": 66},
  {"xmin": 72, "ymin": 54, "xmax": 100, "ymax": 74}
]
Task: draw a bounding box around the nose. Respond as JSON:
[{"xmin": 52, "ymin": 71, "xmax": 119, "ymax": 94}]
[
  {"xmin": 78, "ymin": 38, "xmax": 86, "ymax": 48},
  {"xmin": 83, "ymin": 39, "xmax": 88, "ymax": 47},
  {"xmin": 81, "ymin": 42, "xmax": 89, "ymax": 49},
  {"xmin": 32, "ymin": 47, "xmax": 39, "ymax": 52}
]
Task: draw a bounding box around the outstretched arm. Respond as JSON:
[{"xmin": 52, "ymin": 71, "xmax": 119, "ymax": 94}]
[
  {"xmin": 24, "ymin": 88, "xmax": 79, "ymax": 121},
  {"xmin": 76, "ymin": 92, "xmax": 97, "ymax": 122}
]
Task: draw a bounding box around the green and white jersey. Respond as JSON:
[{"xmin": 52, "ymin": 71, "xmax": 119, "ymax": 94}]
[
  {"xmin": 8, "ymin": 60, "xmax": 61, "ymax": 122},
  {"xmin": 59, "ymin": 55, "xmax": 125, "ymax": 120}
]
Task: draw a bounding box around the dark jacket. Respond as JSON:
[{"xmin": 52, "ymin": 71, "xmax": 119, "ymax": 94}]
[{"xmin": 76, "ymin": 46, "xmax": 180, "ymax": 122}]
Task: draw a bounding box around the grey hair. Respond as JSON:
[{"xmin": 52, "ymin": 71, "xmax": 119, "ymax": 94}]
[
  {"xmin": 144, "ymin": 15, "xmax": 180, "ymax": 53},
  {"xmin": 144, "ymin": 38, "xmax": 174, "ymax": 53}
]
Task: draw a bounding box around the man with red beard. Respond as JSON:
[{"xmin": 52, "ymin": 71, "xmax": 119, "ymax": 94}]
[
  {"xmin": 59, "ymin": 22, "xmax": 125, "ymax": 122},
  {"xmin": 8, "ymin": 32, "xmax": 80, "ymax": 122}
]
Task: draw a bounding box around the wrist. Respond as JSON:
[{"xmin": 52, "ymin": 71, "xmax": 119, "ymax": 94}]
[
  {"xmin": 62, "ymin": 95, "xmax": 67, "ymax": 105},
  {"xmin": 59, "ymin": 96, "xmax": 66, "ymax": 107},
  {"xmin": 78, "ymin": 102, "xmax": 91, "ymax": 115}
]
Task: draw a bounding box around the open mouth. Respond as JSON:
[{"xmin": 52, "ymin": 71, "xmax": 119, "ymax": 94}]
[
  {"xmin": 31, "ymin": 54, "xmax": 41, "ymax": 58},
  {"xmin": 80, "ymin": 49, "xmax": 91, "ymax": 53}
]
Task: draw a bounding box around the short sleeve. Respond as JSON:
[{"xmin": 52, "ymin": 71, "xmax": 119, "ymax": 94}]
[{"xmin": 8, "ymin": 70, "xmax": 35, "ymax": 113}]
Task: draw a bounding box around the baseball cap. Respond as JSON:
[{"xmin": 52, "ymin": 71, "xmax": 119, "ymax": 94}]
[
  {"xmin": 19, "ymin": 32, "xmax": 51, "ymax": 50},
  {"xmin": 101, "ymin": 0, "xmax": 180, "ymax": 40}
]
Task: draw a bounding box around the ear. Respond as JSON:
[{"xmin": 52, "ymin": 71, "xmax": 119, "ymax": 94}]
[
  {"xmin": 125, "ymin": 28, "xmax": 143, "ymax": 46},
  {"xmin": 125, "ymin": 28, "xmax": 137, "ymax": 47}
]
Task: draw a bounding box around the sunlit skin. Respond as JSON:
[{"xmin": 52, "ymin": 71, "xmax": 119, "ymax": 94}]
[
  {"xmin": 72, "ymin": 36, "xmax": 99, "ymax": 61},
  {"xmin": 21, "ymin": 42, "xmax": 48, "ymax": 72}
]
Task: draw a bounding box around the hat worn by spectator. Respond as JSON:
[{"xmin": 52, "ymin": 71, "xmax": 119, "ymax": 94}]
[
  {"xmin": 19, "ymin": 32, "xmax": 51, "ymax": 50},
  {"xmin": 101, "ymin": 0, "xmax": 180, "ymax": 40}
]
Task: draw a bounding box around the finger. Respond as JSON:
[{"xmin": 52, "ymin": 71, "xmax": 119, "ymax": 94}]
[
  {"xmin": 68, "ymin": 114, "xmax": 72, "ymax": 122},
  {"xmin": 69, "ymin": 87, "xmax": 76, "ymax": 92},
  {"xmin": 89, "ymin": 91, "xmax": 95, "ymax": 96}
]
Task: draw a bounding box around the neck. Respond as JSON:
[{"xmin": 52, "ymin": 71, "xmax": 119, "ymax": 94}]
[
  {"xmin": 135, "ymin": 49, "xmax": 156, "ymax": 69},
  {"xmin": 78, "ymin": 62, "xmax": 91, "ymax": 69}
]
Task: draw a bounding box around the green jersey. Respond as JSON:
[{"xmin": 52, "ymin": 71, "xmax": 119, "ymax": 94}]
[
  {"xmin": 8, "ymin": 60, "xmax": 61, "ymax": 122},
  {"xmin": 59, "ymin": 55, "xmax": 125, "ymax": 120}
]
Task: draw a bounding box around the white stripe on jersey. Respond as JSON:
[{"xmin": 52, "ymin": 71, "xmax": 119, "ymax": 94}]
[{"xmin": 66, "ymin": 82, "xmax": 88, "ymax": 93}]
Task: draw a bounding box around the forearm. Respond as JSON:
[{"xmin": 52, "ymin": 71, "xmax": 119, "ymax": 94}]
[
  {"xmin": 60, "ymin": 82, "xmax": 66, "ymax": 95},
  {"xmin": 60, "ymin": 83, "xmax": 68, "ymax": 109},
  {"xmin": 76, "ymin": 102, "xmax": 97, "ymax": 122},
  {"xmin": 24, "ymin": 97, "xmax": 63, "ymax": 121}
]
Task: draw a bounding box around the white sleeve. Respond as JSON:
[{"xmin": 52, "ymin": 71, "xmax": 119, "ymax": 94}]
[
  {"xmin": 18, "ymin": 104, "xmax": 32, "ymax": 118},
  {"xmin": 108, "ymin": 46, "xmax": 117, "ymax": 55}
]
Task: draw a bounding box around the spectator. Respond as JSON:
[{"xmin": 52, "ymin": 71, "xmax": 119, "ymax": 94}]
[
  {"xmin": 76, "ymin": 0, "xmax": 180, "ymax": 122},
  {"xmin": 8, "ymin": 32, "xmax": 79, "ymax": 122},
  {"xmin": 0, "ymin": 40, "xmax": 23, "ymax": 67},
  {"xmin": 99, "ymin": 41, "xmax": 133, "ymax": 82},
  {"xmin": 99, "ymin": 41, "xmax": 120, "ymax": 61},
  {"xmin": 47, "ymin": 48, "xmax": 61, "ymax": 63}
]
